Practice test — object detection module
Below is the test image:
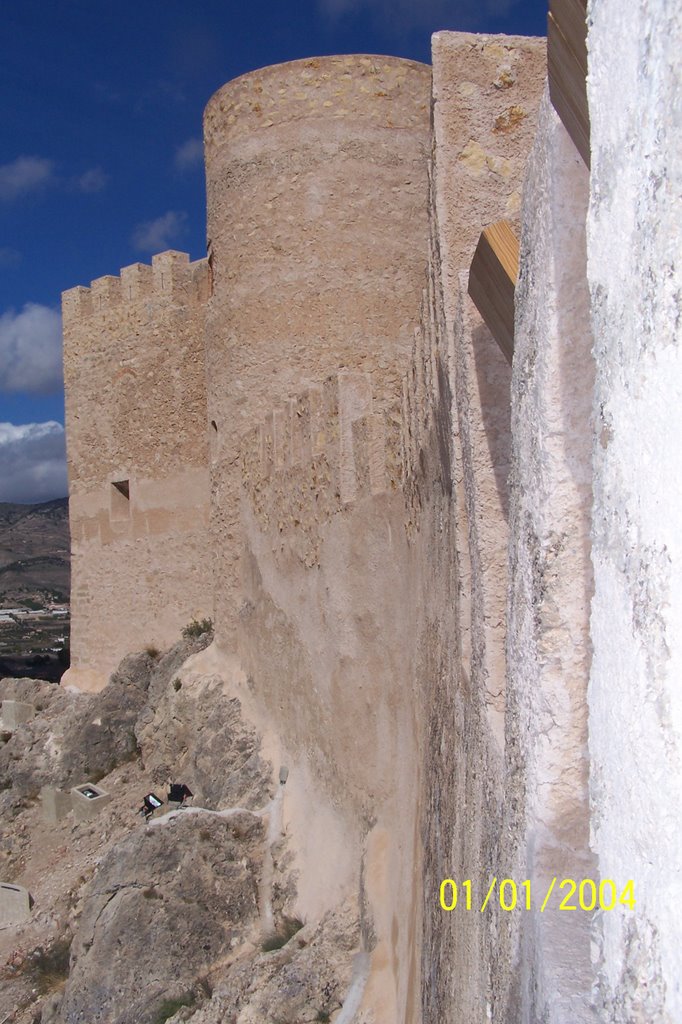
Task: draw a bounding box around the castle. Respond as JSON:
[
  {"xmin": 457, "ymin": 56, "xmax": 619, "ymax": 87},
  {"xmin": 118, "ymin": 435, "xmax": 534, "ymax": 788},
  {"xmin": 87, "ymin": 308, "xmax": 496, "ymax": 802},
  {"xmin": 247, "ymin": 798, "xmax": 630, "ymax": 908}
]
[{"xmin": 60, "ymin": 2, "xmax": 682, "ymax": 1021}]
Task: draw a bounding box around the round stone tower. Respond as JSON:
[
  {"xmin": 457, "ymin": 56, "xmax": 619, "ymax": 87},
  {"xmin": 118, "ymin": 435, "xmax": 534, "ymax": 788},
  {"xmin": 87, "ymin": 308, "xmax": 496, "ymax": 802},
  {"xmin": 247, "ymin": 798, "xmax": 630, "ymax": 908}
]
[{"xmin": 203, "ymin": 55, "xmax": 432, "ymax": 641}]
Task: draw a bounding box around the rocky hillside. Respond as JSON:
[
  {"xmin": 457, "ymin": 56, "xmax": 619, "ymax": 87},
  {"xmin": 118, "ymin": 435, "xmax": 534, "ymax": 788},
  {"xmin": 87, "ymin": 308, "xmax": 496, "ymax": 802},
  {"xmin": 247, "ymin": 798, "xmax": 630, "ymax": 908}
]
[
  {"xmin": 0, "ymin": 499, "xmax": 70, "ymax": 607},
  {"xmin": 0, "ymin": 631, "xmax": 361, "ymax": 1024}
]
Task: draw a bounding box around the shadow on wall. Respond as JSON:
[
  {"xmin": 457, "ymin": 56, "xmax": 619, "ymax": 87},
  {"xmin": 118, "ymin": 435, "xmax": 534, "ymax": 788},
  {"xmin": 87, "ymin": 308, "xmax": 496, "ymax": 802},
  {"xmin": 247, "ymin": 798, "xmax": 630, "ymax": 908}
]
[{"xmin": 471, "ymin": 323, "xmax": 512, "ymax": 525}]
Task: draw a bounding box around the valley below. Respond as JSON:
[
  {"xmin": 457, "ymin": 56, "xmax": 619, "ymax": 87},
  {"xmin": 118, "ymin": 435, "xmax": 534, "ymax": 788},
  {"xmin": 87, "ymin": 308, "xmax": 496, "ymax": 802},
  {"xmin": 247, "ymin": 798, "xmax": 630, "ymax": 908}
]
[{"xmin": 0, "ymin": 499, "xmax": 70, "ymax": 682}]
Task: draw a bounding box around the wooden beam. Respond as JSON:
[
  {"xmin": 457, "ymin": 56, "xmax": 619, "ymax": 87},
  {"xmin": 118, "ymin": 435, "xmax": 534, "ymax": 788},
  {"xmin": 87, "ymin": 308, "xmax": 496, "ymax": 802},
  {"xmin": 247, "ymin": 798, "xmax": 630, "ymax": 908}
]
[
  {"xmin": 548, "ymin": 0, "xmax": 590, "ymax": 167},
  {"xmin": 467, "ymin": 220, "xmax": 519, "ymax": 365}
]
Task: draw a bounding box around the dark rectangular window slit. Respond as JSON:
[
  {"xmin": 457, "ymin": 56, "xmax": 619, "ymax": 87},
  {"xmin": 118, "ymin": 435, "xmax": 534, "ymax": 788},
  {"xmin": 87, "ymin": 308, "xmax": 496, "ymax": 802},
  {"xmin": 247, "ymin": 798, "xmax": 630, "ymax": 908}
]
[{"xmin": 112, "ymin": 480, "xmax": 129, "ymax": 500}]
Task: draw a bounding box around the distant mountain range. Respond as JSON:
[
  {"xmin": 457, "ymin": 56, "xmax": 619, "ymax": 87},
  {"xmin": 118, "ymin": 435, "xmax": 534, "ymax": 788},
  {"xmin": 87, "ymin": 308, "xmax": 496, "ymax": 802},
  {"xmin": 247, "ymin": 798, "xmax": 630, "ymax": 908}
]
[{"xmin": 0, "ymin": 497, "xmax": 70, "ymax": 607}]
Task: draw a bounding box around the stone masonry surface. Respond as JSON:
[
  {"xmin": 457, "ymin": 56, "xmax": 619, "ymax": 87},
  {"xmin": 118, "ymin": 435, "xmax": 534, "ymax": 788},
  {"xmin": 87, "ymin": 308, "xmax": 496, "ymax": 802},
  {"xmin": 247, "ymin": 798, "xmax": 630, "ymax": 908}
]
[
  {"xmin": 62, "ymin": 252, "xmax": 212, "ymax": 691},
  {"xmin": 58, "ymin": 11, "xmax": 682, "ymax": 1022}
]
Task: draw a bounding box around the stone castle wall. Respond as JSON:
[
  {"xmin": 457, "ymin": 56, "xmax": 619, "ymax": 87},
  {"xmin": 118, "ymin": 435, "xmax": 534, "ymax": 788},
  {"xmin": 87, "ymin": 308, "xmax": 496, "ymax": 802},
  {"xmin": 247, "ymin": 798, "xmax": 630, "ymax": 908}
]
[
  {"xmin": 233, "ymin": 368, "xmax": 420, "ymax": 1020},
  {"xmin": 60, "ymin": 11, "xmax": 682, "ymax": 1020},
  {"xmin": 400, "ymin": 32, "xmax": 545, "ymax": 1024},
  {"xmin": 503, "ymin": 90, "xmax": 596, "ymax": 1022},
  {"xmin": 203, "ymin": 55, "xmax": 432, "ymax": 647},
  {"xmin": 240, "ymin": 371, "xmax": 403, "ymax": 568},
  {"xmin": 201, "ymin": 56, "xmax": 433, "ymax": 1020},
  {"xmin": 226, "ymin": 37, "xmax": 545, "ymax": 1022},
  {"xmin": 61, "ymin": 252, "xmax": 212, "ymax": 691},
  {"xmin": 60, "ymin": 37, "xmax": 546, "ymax": 1020}
]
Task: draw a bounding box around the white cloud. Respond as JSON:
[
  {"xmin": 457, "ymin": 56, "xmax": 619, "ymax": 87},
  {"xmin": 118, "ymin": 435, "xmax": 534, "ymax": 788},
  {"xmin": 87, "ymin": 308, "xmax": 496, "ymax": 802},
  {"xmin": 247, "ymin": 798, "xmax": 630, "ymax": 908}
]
[
  {"xmin": 75, "ymin": 167, "xmax": 108, "ymax": 193},
  {"xmin": 131, "ymin": 210, "xmax": 188, "ymax": 252},
  {"xmin": 0, "ymin": 422, "xmax": 67, "ymax": 503},
  {"xmin": 0, "ymin": 157, "xmax": 109, "ymax": 203},
  {"xmin": 174, "ymin": 138, "xmax": 203, "ymax": 171},
  {"xmin": 0, "ymin": 304, "xmax": 63, "ymax": 395},
  {"xmin": 0, "ymin": 157, "xmax": 55, "ymax": 202}
]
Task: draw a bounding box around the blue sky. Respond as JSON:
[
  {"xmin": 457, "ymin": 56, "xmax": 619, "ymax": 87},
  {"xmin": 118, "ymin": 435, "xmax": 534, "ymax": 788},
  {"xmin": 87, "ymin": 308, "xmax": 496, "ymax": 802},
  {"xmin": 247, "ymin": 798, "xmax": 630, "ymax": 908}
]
[{"xmin": 0, "ymin": 0, "xmax": 547, "ymax": 503}]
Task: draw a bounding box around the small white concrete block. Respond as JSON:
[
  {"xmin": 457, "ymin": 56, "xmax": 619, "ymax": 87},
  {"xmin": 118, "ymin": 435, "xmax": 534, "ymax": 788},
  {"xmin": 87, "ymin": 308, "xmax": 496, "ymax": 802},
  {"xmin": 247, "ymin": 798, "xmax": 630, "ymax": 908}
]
[
  {"xmin": 41, "ymin": 786, "xmax": 73, "ymax": 824},
  {"xmin": 1, "ymin": 700, "xmax": 35, "ymax": 731},
  {"xmin": 0, "ymin": 882, "xmax": 32, "ymax": 926},
  {"xmin": 71, "ymin": 783, "xmax": 112, "ymax": 822}
]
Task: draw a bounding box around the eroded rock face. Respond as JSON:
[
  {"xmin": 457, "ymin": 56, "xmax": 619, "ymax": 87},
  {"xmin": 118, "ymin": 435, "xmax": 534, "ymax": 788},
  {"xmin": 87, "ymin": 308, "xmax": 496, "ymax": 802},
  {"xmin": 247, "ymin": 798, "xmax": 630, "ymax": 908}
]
[
  {"xmin": 136, "ymin": 657, "xmax": 270, "ymax": 812},
  {"xmin": 189, "ymin": 905, "xmax": 360, "ymax": 1024},
  {"xmin": 0, "ymin": 676, "xmax": 72, "ymax": 802},
  {"xmin": 0, "ymin": 653, "xmax": 152, "ymax": 802},
  {"xmin": 49, "ymin": 811, "xmax": 264, "ymax": 1024},
  {"xmin": 0, "ymin": 636, "xmax": 216, "ymax": 803},
  {"xmin": 1, "ymin": 637, "xmax": 365, "ymax": 1024}
]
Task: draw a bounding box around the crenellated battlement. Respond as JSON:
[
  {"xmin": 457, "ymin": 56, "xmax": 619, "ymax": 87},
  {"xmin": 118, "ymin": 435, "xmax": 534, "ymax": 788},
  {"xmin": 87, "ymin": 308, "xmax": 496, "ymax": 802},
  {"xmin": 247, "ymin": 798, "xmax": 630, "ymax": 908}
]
[
  {"xmin": 63, "ymin": 245, "xmax": 211, "ymax": 491},
  {"xmin": 62, "ymin": 251, "xmax": 210, "ymax": 324},
  {"xmin": 239, "ymin": 372, "xmax": 402, "ymax": 567}
]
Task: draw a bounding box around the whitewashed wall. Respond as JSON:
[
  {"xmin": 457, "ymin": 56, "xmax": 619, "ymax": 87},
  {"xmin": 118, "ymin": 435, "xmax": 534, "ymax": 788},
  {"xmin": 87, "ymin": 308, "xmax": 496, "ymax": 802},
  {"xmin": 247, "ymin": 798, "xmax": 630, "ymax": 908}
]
[
  {"xmin": 587, "ymin": 0, "xmax": 682, "ymax": 1019},
  {"xmin": 506, "ymin": 89, "xmax": 596, "ymax": 1023}
]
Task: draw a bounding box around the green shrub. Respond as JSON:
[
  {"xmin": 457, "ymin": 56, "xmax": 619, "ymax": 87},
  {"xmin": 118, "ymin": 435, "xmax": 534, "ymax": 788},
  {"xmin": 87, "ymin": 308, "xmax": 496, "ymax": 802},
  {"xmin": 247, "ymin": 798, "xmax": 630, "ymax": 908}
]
[
  {"xmin": 123, "ymin": 728, "xmax": 142, "ymax": 761},
  {"xmin": 261, "ymin": 916, "xmax": 304, "ymax": 952},
  {"xmin": 182, "ymin": 618, "xmax": 213, "ymax": 639},
  {"xmin": 26, "ymin": 936, "xmax": 72, "ymax": 993},
  {"xmin": 145, "ymin": 645, "xmax": 161, "ymax": 659},
  {"xmin": 153, "ymin": 992, "xmax": 196, "ymax": 1023},
  {"xmin": 172, "ymin": 677, "xmax": 182, "ymax": 691}
]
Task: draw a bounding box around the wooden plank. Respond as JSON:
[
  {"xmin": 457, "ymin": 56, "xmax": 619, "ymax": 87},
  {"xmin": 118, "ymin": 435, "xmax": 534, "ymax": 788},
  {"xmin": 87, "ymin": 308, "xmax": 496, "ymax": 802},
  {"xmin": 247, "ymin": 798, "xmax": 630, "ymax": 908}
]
[
  {"xmin": 548, "ymin": 1, "xmax": 590, "ymax": 166},
  {"xmin": 467, "ymin": 220, "xmax": 519, "ymax": 365},
  {"xmin": 548, "ymin": 14, "xmax": 591, "ymax": 166},
  {"xmin": 549, "ymin": 0, "xmax": 587, "ymax": 74}
]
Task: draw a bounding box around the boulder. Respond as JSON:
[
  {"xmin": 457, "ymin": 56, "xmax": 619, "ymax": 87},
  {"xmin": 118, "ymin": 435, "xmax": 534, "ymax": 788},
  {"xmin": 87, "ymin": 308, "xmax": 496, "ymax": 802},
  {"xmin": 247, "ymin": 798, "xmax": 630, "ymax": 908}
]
[{"xmin": 48, "ymin": 810, "xmax": 264, "ymax": 1024}]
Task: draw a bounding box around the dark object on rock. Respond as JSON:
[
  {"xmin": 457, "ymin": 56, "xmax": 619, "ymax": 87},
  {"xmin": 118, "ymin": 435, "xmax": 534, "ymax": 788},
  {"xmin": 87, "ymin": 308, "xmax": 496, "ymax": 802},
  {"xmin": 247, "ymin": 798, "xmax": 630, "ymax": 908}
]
[
  {"xmin": 168, "ymin": 783, "xmax": 192, "ymax": 804},
  {"xmin": 139, "ymin": 793, "xmax": 163, "ymax": 821}
]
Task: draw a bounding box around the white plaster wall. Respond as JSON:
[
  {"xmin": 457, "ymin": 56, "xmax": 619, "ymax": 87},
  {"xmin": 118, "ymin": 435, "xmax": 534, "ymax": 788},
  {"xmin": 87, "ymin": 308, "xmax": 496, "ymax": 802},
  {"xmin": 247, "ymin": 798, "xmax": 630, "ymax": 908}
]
[
  {"xmin": 506, "ymin": 90, "xmax": 596, "ymax": 1023},
  {"xmin": 587, "ymin": 0, "xmax": 682, "ymax": 1018}
]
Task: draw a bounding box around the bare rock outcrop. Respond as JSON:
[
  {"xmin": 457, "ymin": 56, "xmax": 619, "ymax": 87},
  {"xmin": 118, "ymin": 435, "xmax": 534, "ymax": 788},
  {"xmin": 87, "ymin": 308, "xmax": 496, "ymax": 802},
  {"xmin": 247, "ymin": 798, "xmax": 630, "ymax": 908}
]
[
  {"xmin": 0, "ymin": 634, "xmax": 214, "ymax": 803},
  {"xmin": 135, "ymin": 652, "xmax": 270, "ymax": 812},
  {"xmin": 190, "ymin": 904, "xmax": 360, "ymax": 1024},
  {"xmin": 1, "ymin": 637, "xmax": 366, "ymax": 1024},
  {"xmin": 0, "ymin": 653, "xmax": 151, "ymax": 802},
  {"xmin": 43, "ymin": 810, "xmax": 264, "ymax": 1024}
]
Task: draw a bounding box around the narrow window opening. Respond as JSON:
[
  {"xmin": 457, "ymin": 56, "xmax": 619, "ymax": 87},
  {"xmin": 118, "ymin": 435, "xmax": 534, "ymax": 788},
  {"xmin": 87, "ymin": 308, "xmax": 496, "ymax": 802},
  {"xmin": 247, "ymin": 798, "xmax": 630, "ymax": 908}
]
[
  {"xmin": 111, "ymin": 479, "xmax": 130, "ymax": 520},
  {"xmin": 211, "ymin": 420, "xmax": 218, "ymax": 433},
  {"xmin": 207, "ymin": 242, "xmax": 215, "ymax": 297}
]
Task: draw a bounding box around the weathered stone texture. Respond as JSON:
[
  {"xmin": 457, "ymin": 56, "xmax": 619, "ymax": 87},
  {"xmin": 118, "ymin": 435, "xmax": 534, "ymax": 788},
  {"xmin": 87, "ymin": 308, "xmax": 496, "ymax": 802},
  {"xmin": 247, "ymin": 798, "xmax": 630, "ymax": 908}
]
[
  {"xmin": 51, "ymin": 812, "xmax": 265, "ymax": 1024},
  {"xmin": 62, "ymin": 253, "xmax": 212, "ymax": 690},
  {"xmin": 240, "ymin": 372, "xmax": 401, "ymax": 569},
  {"xmin": 401, "ymin": 34, "xmax": 546, "ymax": 1024},
  {"xmin": 504, "ymin": 89, "xmax": 596, "ymax": 1023},
  {"xmin": 587, "ymin": 0, "xmax": 682, "ymax": 1019},
  {"xmin": 237, "ymin": 408, "xmax": 422, "ymax": 1021},
  {"xmin": 431, "ymin": 32, "xmax": 547, "ymax": 329},
  {"xmin": 0, "ymin": 699, "xmax": 35, "ymax": 730},
  {"xmin": 55, "ymin": 14, "xmax": 682, "ymax": 1020},
  {"xmin": 203, "ymin": 55, "xmax": 432, "ymax": 644}
]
